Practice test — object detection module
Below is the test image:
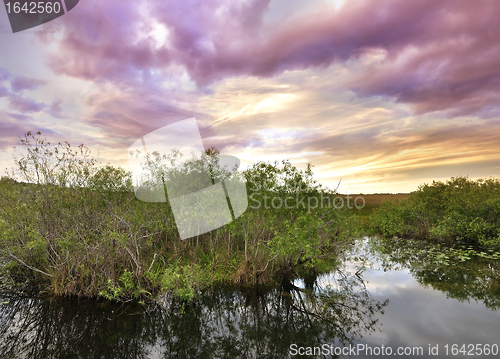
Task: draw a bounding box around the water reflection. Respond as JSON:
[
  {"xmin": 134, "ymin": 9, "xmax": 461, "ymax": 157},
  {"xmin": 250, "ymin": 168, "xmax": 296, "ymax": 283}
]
[
  {"xmin": 0, "ymin": 270, "xmax": 386, "ymax": 359},
  {"xmin": 342, "ymin": 238, "xmax": 500, "ymax": 359},
  {"xmin": 367, "ymin": 238, "xmax": 500, "ymax": 310},
  {"xmin": 3, "ymin": 238, "xmax": 498, "ymax": 359}
]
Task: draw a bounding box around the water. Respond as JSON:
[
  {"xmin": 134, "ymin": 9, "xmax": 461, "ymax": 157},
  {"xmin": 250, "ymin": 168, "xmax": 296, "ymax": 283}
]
[
  {"xmin": 327, "ymin": 238, "xmax": 500, "ymax": 358},
  {"xmin": 1, "ymin": 238, "xmax": 499, "ymax": 358}
]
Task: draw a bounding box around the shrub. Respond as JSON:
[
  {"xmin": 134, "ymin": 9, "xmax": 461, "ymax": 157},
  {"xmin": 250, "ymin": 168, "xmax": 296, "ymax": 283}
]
[
  {"xmin": 0, "ymin": 131, "xmax": 358, "ymax": 301},
  {"xmin": 371, "ymin": 177, "xmax": 500, "ymax": 249}
]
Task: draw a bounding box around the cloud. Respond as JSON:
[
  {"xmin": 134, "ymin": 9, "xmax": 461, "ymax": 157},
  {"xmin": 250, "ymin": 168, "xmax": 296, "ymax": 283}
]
[
  {"xmin": 6, "ymin": 112, "xmax": 33, "ymax": 121},
  {"xmin": 39, "ymin": 0, "xmax": 173, "ymax": 84},
  {"xmin": 46, "ymin": 99, "xmax": 69, "ymax": 119},
  {"xmin": 0, "ymin": 85, "xmax": 8, "ymax": 97},
  {"xmin": 0, "ymin": 68, "xmax": 10, "ymax": 81},
  {"xmin": 151, "ymin": 0, "xmax": 500, "ymax": 120},
  {"xmin": 0, "ymin": 67, "xmax": 47, "ymax": 92},
  {"xmin": 6, "ymin": 0, "xmax": 495, "ymax": 189},
  {"xmin": 8, "ymin": 94, "xmax": 47, "ymax": 113},
  {"xmin": 0, "ymin": 67, "xmax": 49, "ymax": 113},
  {"xmin": 10, "ymin": 76, "xmax": 47, "ymax": 93},
  {"xmin": 41, "ymin": 0, "xmax": 500, "ymax": 117},
  {"xmin": 195, "ymin": 70, "xmax": 500, "ymax": 192},
  {"xmin": 90, "ymin": 87, "xmax": 201, "ymax": 137},
  {"xmin": 0, "ymin": 112, "xmax": 32, "ymax": 148}
]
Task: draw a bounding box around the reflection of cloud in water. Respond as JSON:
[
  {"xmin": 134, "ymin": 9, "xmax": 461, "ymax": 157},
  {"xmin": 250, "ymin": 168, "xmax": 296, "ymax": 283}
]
[
  {"xmin": 362, "ymin": 268, "xmax": 417, "ymax": 295},
  {"xmin": 343, "ymin": 238, "xmax": 500, "ymax": 359},
  {"xmin": 359, "ymin": 284, "xmax": 500, "ymax": 359}
]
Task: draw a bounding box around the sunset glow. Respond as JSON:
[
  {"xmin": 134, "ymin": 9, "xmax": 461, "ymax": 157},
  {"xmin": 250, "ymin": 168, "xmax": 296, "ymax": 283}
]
[{"xmin": 1, "ymin": 0, "xmax": 500, "ymax": 193}]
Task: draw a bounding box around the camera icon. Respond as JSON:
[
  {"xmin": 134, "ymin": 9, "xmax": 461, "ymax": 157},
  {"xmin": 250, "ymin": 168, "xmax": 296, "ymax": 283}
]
[
  {"xmin": 3, "ymin": 0, "xmax": 79, "ymax": 33},
  {"xmin": 128, "ymin": 118, "xmax": 248, "ymax": 240}
]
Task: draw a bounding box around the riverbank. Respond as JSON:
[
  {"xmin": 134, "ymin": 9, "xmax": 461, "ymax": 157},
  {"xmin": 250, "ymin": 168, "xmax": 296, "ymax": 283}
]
[
  {"xmin": 2, "ymin": 134, "xmax": 499, "ymax": 303},
  {"xmin": 0, "ymin": 175, "xmax": 360, "ymax": 302}
]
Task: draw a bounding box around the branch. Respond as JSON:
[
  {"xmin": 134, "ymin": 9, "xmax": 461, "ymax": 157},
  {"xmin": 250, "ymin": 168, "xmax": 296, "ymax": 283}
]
[{"xmin": 6, "ymin": 252, "xmax": 54, "ymax": 277}]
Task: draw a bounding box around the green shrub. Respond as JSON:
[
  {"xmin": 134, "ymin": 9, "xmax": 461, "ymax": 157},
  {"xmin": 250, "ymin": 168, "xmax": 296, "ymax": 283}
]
[
  {"xmin": 371, "ymin": 177, "xmax": 500, "ymax": 249},
  {"xmin": 0, "ymin": 131, "xmax": 358, "ymax": 302}
]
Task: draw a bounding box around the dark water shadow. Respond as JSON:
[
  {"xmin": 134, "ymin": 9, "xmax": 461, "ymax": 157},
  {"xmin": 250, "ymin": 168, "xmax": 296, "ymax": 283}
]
[{"xmin": 0, "ymin": 271, "xmax": 387, "ymax": 359}]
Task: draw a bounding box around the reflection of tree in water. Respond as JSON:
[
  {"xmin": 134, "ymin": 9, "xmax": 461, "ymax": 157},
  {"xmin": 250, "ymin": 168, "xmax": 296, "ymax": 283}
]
[
  {"xmin": 370, "ymin": 238, "xmax": 500, "ymax": 310},
  {"xmin": 0, "ymin": 292, "xmax": 154, "ymax": 359},
  {"xmin": 414, "ymin": 259, "xmax": 500, "ymax": 310},
  {"xmin": 0, "ymin": 272, "xmax": 386, "ymax": 359}
]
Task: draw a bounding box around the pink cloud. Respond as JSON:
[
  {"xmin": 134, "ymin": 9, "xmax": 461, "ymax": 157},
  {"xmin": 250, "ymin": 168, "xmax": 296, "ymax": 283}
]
[
  {"xmin": 10, "ymin": 76, "xmax": 47, "ymax": 93},
  {"xmin": 41, "ymin": 0, "xmax": 500, "ymax": 118},
  {"xmin": 8, "ymin": 94, "xmax": 47, "ymax": 113},
  {"xmin": 70, "ymin": 84, "xmax": 205, "ymax": 151},
  {"xmin": 39, "ymin": 1, "xmax": 173, "ymax": 83}
]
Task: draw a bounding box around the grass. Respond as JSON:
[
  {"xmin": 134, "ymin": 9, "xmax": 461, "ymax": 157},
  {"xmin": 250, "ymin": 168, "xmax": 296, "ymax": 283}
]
[
  {"xmin": 347, "ymin": 193, "xmax": 411, "ymax": 215},
  {"xmin": 339, "ymin": 193, "xmax": 411, "ymax": 227}
]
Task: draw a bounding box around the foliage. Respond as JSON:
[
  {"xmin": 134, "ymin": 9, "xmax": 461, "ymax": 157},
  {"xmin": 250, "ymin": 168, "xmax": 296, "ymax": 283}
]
[
  {"xmin": 370, "ymin": 177, "xmax": 500, "ymax": 249},
  {"xmin": 0, "ymin": 132, "xmax": 359, "ymax": 302}
]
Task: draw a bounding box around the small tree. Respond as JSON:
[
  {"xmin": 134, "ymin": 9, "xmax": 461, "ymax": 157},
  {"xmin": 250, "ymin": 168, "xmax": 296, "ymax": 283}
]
[{"xmin": 10, "ymin": 131, "xmax": 98, "ymax": 187}]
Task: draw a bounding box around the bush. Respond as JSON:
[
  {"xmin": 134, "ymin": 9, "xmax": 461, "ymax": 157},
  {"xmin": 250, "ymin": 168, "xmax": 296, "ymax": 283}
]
[
  {"xmin": 0, "ymin": 132, "xmax": 359, "ymax": 301},
  {"xmin": 371, "ymin": 177, "xmax": 500, "ymax": 249}
]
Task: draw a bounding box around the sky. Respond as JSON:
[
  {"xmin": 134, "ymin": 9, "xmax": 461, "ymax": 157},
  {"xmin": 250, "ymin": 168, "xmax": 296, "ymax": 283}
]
[{"xmin": 1, "ymin": 0, "xmax": 500, "ymax": 193}]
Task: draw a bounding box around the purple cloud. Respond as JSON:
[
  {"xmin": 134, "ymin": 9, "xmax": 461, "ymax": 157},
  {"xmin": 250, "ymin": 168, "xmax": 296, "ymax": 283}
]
[
  {"xmin": 0, "ymin": 67, "xmax": 47, "ymax": 93},
  {"xmin": 39, "ymin": 1, "xmax": 173, "ymax": 84},
  {"xmin": 10, "ymin": 76, "xmax": 47, "ymax": 93},
  {"xmin": 46, "ymin": 99, "xmax": 69, "ymax": 119},
  {"xmin": 7, "ymin": 112, "xmax": 33, "ymax": 121},
  {"xmin": 41, "ymin": 0, "xmax": 500, "ymax": 117},
  {"xmin": 0, "ymin": 112, "xmax": 32, "ymax": 148},
  {"xmin": 0, "ymin": 86, "xmax": 9, "ymax": 97},
  {"xmin": 0, "ymin": 67, "xmax": 11, "ymax": 81},
  {"xmin": 8, "ymin": 95, "xmax": 47, "ymax": 113}
]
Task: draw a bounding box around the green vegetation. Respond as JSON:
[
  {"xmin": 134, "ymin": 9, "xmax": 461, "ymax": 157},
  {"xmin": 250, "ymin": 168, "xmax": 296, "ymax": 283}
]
[
  {"xmin": 3, "ymin": 132, "xmax": 499, "ymax": 304},
  {"xmin": 346, "ymin": 193, "xmax": 410, "ymax": 227},
  {"xmin": 0, "ymin": 132, "xmax": 359, "ymax": 302},
  {"xmin": 370, "ymin": 177, "xmax": 500, "ymax": 249}
]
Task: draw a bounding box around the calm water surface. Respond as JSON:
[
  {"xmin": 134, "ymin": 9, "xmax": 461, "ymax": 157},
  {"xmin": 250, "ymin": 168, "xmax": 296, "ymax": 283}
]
[{"xmin": 1, "ymin": 238, "xmax": 499, "ymax": 358}]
